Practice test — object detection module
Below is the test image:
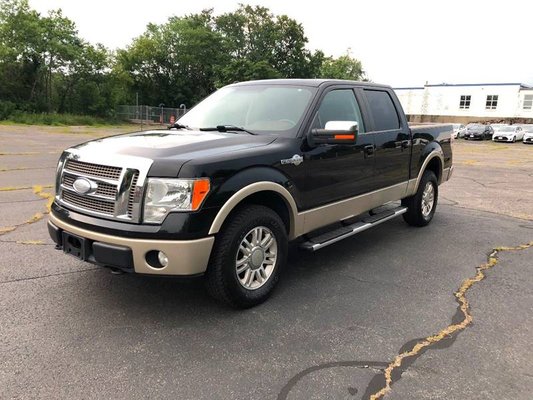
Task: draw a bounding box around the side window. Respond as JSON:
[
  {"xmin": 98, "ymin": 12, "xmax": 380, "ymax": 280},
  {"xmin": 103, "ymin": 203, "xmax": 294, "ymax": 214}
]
[
  {"xmin": 365, "ymin": 90, "xmax": 400, "ymax": 131},
  {"xmin": 313, "ymin": 89, "xmax": 365, "ymax": 133}
]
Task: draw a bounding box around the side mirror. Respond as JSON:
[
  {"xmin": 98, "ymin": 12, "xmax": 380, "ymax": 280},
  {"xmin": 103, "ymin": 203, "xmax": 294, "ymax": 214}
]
[{"xmin": 310, "ymin": 121, "xmax": 358, "ymax": 145}]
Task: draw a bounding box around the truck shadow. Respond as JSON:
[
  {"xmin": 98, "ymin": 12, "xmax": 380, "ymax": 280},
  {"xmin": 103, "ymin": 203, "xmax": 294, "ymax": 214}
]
[{"xmin": 84, "ymin": 216, "xmax": 410, "ymax": 322}]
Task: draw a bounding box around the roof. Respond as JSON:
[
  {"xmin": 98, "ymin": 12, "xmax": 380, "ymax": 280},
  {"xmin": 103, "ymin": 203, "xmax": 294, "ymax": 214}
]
[{"xmin": 230, "ymin": 79, "xmax": 390, "ymax": 89}]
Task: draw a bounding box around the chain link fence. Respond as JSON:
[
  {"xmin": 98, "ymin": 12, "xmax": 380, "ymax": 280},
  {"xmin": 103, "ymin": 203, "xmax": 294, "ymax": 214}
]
[{"xmin": 116, "ymin": 105, "xmax": 188, "ymax": 125}]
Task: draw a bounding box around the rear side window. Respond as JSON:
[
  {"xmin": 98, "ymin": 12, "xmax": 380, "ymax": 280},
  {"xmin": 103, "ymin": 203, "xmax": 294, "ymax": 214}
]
[{"xmin": 365, "ymin": 90, "xmax": 400, "ymax": 131}]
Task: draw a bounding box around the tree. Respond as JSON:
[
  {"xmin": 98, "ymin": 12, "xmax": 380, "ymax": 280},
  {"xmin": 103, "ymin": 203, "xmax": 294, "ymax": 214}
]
[
  {"xmin": 115, "ymin": 10, "xmax": 227, "ymax": 107},
  {"xmin": 0, "ymin": 1, "xmax": 368, "ymax": 117},
  {"xmin": 0, "ymin": 0, "xmax": 115, "ymax": 115},
  {"xmin": 319, "ymin": 50, "xmax": 366, "ymax": 81},
  {"xmin": 215, "ymin": 5, "xmax": 322, "ymax": 84}
]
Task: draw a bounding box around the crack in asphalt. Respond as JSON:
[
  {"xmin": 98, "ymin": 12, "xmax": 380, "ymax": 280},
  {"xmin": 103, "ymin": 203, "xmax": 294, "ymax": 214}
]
[
  {"xmin": 0, "ymin": 184, "xmax": 53, "ymax": 192},
  {"xmin": 0, "ymin": 152, "xmax": 39, "ymax": 156},
  {"xmin": 0, "ymin": 166, "xmax": 55, "ymax": 172},
  {"xmin": 0, "ymin": 239, "xmax": 50, "ymax": 245},
  {"xmin": 0, "ymin": 185, "xmax": 54, "ymax": 237},
  {"xmin": 276, "ymin": 240, "xmax": 533, "ymax": 400},
  {"xmin": 0, "ymin": 198, "xmax": 43, "ymax": 204},
  {"xmin": 440, "ymin": 201, "xmax": 532, "ymax": 222},
  {"xmin": 368, "ymin": 240, "xmax": 533, "ymax": 400},
  {"xmin": 454, "ymin": 176, "xmax": 510, "ymax": 188},
  {"xmin": 0, "ymin": 267, "xmax": 100, "ymax": 285}
]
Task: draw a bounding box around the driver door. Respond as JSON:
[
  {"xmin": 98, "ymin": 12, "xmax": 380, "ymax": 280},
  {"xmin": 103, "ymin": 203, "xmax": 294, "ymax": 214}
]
[{"xmin": 301, "ymin": 87, "xmax": 375, "ymax": 210}]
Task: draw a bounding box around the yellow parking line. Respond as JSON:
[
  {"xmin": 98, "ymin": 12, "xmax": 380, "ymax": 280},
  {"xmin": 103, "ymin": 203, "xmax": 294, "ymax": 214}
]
[{"xmin": 0, "ymin": 184, "xmax": 53, "ymax": 192}]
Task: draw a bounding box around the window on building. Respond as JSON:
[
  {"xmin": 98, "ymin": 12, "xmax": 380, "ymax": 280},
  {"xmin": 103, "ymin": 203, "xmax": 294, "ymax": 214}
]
[
  {"xmin": 523, "ymin": 95, "xmax": 533, "ymax": 110},
  {"xmin": 459, "ymin": 95, "xmax": 471, "ymax": 109},
  {"xmin": 486, "ymin": 95, "xmax": 498, "ymax": 110}
]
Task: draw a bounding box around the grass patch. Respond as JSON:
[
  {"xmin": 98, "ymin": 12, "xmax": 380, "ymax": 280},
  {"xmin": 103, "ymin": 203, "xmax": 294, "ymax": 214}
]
[{"xmin": 1, "ymin": 112, "xmax": 125, "ymax": 126}]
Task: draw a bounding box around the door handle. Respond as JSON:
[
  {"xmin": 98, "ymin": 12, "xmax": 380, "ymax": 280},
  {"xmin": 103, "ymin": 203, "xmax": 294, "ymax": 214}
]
[
  {"xmin": 401, "ymin": 140, "xmax": 410, "ymax": 149},
  {"xmin": 364, "ymin": 145, "xmax": 375, "ymax": 158}
]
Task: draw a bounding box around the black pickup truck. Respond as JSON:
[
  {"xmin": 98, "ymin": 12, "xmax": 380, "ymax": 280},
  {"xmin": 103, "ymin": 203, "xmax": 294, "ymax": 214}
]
[{"xmin": 48, "ymin": 79, "xmax": 453, "ymax": 308}]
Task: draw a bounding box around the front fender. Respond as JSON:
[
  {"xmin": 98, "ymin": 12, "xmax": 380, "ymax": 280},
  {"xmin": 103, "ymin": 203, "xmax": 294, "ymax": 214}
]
[{"xmin": 205, "ymin": 167, "xmax": 301, "ymax": 239}]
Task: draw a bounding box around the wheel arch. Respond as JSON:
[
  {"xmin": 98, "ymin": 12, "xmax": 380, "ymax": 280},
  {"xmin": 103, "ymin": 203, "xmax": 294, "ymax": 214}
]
[
  {"xmin": 208, "ymin": 182, "xmax": 300, "ymax": 240},
  {"xmin": 410, "ymin": 148, "xmax": 445, "ymax": 194}
]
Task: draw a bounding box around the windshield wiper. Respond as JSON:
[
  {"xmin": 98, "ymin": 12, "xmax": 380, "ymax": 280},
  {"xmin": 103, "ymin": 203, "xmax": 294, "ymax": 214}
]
[
  {"xmin": 199, "ymin": 125, "xmax": 257, "ymax": 135},
  {"xmin": 168, "ymin": 122, "xmax": 192, "ymax": 130}
]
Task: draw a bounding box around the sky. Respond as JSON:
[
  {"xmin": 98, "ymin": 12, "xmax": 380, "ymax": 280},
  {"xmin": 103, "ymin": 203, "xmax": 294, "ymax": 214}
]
[{"xmin": 29, "ymin": 0, "xmax": 533, "ymax": 87}]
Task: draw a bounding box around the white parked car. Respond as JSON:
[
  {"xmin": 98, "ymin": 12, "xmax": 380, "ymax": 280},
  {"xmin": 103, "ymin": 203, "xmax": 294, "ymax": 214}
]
[
  {"xmin": 451, "ymin": 123, "xmax": 466, "ymax": 139},
  {"xmin": 523, "ymin": 127, "xmax": 533, "ymax": 144},
  {"xmin": 492, "ymin": 125, "xmax": 524, "ymax": 142}
]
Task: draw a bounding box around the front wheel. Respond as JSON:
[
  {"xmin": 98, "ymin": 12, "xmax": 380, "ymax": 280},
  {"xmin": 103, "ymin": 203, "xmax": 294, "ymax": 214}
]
[
  {"xmin": 402, "ymin": 170, "xmax": 438, "ymax": 227},
  {"xmin": 205, "ymin": 204, "xmax": 288, "ymax": 308}
]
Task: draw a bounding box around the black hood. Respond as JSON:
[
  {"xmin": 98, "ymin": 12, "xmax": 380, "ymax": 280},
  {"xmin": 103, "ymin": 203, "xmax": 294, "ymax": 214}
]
[{"xmin": 71, "ymin": 130, "xmax": 277, "ymax": 177}]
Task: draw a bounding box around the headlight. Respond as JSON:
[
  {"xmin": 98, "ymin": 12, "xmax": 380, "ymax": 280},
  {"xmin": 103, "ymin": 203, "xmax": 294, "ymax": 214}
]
[{"xmin": 143, "ymin": 178, "xmax": 210, "ymax": 223}]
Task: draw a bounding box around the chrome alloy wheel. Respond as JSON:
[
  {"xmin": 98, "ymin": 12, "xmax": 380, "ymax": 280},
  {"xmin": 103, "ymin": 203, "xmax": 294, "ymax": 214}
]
[
  {"xmin": 421, "ymin": 181, "xmax": 435, "ymax": 217},
  {"xmin": 235, "ymin": 226, "xmax": 278, "ymax": 290}
]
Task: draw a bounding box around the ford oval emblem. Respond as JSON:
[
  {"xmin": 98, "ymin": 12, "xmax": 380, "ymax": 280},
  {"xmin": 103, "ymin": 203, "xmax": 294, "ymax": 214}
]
[{"xmin": 72, "ymin": 177, "xmax": 98, "ymax": 194}]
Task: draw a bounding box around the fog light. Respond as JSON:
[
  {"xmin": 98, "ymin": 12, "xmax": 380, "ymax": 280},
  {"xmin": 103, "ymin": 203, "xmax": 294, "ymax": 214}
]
[{"xmin": 157, "ymin": 251, "xmax": 169, "ymax": 268}]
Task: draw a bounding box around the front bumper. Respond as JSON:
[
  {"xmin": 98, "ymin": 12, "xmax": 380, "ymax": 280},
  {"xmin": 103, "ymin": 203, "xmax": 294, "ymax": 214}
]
[
  {"xmin": 492, "ymin": 136, "xmax": 514, "ymax": 142},
  {"xmin": 523, "ymin": 137, "xmax": 533, "ymax": 144},
  {"xmin": 48, "ymin": 213, "xmax": 214, "ymax": 276}
]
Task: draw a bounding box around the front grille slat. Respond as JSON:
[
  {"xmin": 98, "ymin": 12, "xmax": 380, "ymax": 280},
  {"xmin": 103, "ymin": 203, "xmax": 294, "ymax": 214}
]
[
  {"xmin": 64, "ymin": 159, "xmax": 122, "ymax": 180},
  {"xmin": 62, "ymin": 191, "xmax": 115, "ymax": 215}
]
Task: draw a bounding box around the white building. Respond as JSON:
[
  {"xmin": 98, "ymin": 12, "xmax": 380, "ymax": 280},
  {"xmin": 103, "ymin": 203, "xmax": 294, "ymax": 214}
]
[{"xmin": 394, "ymin": 83, "xmax": 533, "ymax": 123}]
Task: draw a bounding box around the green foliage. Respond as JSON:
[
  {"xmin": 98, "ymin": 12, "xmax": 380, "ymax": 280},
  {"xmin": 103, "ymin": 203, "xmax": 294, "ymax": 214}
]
[
  {"xmin": 319, "ymin": 51, "xmax": 366, "ymax": 81},
  {"xmin": 0, "ymin": 100, "xmax": 16, "ymax": 119},
  {"xmin": 0, "ymin": 1, "xmax": 367, "ymax": 121}
]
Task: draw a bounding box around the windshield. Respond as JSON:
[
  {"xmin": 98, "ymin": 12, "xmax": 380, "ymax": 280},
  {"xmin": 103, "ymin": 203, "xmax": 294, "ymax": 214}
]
[
  {"xmin": 497, "ymin": 126, "xmax": 515, "ymax": 132},
  {"xmin": 467, "ymin": 124, "xmax": 484, "ymax": 130},
  {"xmin": 178, "ymin": 84, "xmax": 316, "ymax": 135}
]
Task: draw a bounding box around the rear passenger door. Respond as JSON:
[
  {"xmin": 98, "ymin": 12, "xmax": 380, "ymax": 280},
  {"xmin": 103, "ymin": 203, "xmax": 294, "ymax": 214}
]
[
  {"xmin": 362, "ymin": 89, "xmax": 411, "ymax": 189},
  {"xmin": 301, "ymin": 87, "xmax": 375, "ymax": 209}
]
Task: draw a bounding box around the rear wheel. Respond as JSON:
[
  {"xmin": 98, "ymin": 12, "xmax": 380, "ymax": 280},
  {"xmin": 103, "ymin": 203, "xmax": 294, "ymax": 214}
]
[
  {"xmin": 205, "ymin": 204, "xmax": 288, "ymax": 308},
  {"xmin": 402, "ymin": 170, "xmax": 438, "ymax": 227}
]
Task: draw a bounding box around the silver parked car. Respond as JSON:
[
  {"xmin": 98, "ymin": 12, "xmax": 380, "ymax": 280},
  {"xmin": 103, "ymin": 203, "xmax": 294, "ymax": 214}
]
[
  {"xmin": 523, "ymin": 127, "xmax": 533, "ymax": 144},
  {"xmin": 492, "ymin": 125, "xmax": 524, "ymax": 142},
  {"xmin": 452, "ymin": 123, "xmax": 466, "ymax": 139}
]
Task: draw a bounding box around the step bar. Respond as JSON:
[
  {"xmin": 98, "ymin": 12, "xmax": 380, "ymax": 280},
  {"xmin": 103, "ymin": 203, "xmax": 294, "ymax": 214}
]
[{"xmin": 300, "ymin": 206, "xmax": 408, "ymax": 251}]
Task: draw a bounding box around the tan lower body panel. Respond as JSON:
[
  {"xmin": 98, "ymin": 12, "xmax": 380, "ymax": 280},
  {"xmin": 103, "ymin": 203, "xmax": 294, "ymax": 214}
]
[
  {"xmin": 49, "ymin": 213, "xmax": 214, "ymax": 276},
  {"xmin": 296, "ymin": 182, "xmax": 411, "ymax": 236}
]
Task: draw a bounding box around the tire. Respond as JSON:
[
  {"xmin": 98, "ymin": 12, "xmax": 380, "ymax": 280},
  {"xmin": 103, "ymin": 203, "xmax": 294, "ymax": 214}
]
[
  {"xmin": 401, "ymin": 170, "xmax": 438, "ymax": 227},
  {"xmin": 512, "ymin": 136, "xmax": 516, "ymax": 143},
  {"xmin": 205, "ymin": 204, "xmax": 288, "ymax": 308}
]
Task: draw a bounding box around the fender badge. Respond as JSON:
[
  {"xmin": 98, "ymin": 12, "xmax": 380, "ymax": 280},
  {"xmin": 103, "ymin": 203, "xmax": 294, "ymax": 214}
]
[{"xmin": 281, "ymin": 154, "xmax": 304, "ymax": 166}]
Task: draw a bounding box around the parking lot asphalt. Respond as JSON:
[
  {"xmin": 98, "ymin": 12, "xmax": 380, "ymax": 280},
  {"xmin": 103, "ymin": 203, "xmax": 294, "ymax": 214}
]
[{"xmin": 1, "ymin": 126, "xmax": 532, "ymax": 399}]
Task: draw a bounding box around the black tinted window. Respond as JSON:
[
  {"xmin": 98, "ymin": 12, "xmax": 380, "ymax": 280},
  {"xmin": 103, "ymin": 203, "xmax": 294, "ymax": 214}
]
[
  {"xmin": 365, "ymin": 90, "xmax": 400, "ymax": 131},
  {"xmin": 314, "ymin": 89, "xmax": 365, "ymax": 133}
]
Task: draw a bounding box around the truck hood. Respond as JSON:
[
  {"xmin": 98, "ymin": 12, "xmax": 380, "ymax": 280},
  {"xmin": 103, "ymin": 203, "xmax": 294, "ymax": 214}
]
[{"xmin": 71, "ymin": 129, "xmax": 278, "ymax": 177}]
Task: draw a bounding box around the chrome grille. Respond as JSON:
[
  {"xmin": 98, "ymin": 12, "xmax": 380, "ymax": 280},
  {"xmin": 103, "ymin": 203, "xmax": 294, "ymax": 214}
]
[
  {"xmin": 57, "ymin": 153, "xmax": 152, "ymax": 223},
  {"xmin": 62, "ymin": 173, "xmax": 117, "ymax": 199},
  {"xmin": 64, "ymin": 159, "xmax": 122, "ymax": 180},
  {"xmin": 62, "ymin": 191, "xmax": 115, "ymax": 215}
]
